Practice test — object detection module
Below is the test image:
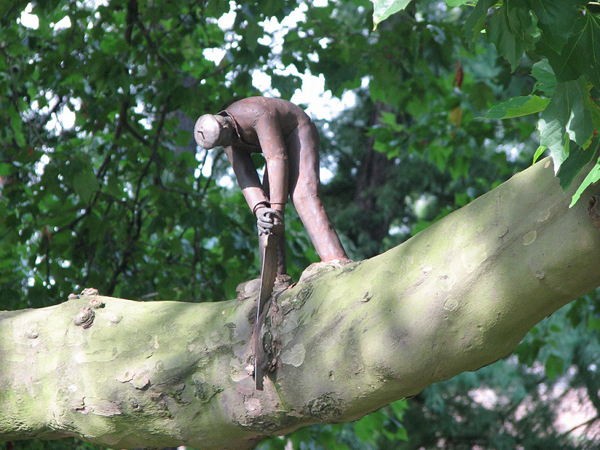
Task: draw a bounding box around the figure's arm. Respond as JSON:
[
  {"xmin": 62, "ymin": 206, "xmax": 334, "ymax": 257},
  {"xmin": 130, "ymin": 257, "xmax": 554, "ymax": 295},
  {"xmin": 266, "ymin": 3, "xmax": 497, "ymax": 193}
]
[
  {"xmin": 224, "ymin": 145, "xmax": 282, "ymax": 235},
  {"xmin": 255, "ymin": 115, "xmax": 288, "ymax": 214},
  {"xmin": 223, "ymin": 146, "xmax": 269, "ymax": 213}
]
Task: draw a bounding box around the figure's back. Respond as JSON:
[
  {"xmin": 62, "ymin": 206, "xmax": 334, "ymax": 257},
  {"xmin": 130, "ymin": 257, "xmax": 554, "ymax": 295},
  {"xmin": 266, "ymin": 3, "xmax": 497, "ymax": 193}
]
[{"xmin": 225, "ymin": 97, "xmax": 311, "ymax": 139}]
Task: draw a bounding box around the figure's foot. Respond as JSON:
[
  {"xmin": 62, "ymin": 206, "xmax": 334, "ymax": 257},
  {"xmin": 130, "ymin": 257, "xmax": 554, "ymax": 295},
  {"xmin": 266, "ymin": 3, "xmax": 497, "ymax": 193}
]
[
  {"xmin": 236, "ymin": 274, "xmax": 294, "ymax": 300},
  {"xmin": 274, "ymin": 274, "xmax": 293, "ymax": 290},
  {"xmin": 236, "ymin": 278, "xmax": 261, "ymax": 299},
  {"xmin": 299, "ymin": 258, "xmax": 355, "ymax": 283}
]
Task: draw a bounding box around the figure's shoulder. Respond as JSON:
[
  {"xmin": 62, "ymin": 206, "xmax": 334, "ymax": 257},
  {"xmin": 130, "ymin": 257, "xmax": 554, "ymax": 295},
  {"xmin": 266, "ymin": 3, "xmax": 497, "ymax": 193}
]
[
  {"xmin": 227, "ymin": 96, "xmax": 268, "ymax": 109},
  {"xmin": 227, "ymin": 97, "xmax": 299, "ymax": 114},
  {"xmin": 226, "ymin": 97, "xmax": 309, "ymax": 131},
  {"xmin": 225, "ymin": 97, "xmax": 266, "ymax": 120}
]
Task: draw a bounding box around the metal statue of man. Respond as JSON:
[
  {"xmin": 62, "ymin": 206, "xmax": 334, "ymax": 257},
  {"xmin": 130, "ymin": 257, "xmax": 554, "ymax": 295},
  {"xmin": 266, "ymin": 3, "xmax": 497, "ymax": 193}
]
[
  {"xmin": 194, "ymin": 96, "xmax": 348, "ymax": 274},
  {"xmin": 194, "ymin": 96, "xmax": 349, "ymax": 389}
]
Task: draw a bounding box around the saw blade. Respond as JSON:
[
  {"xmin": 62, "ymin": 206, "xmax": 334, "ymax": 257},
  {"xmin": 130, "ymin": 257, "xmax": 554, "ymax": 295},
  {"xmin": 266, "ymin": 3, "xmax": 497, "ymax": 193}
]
[{"xmin": 254, "ymin": 231, "xmax": 279, "ymax": 390}]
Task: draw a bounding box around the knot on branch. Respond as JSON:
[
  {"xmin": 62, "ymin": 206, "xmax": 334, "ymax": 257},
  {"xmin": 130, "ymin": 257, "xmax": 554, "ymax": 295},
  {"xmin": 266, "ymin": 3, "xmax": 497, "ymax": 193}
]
[
  {"xmin": 304, "ymin": 393, "xmax": 344, "ymax": 420},
  {"xmin": 67, "ymin": 287, "xmax": 102, "ymax": 305},
  {"xmin": 73, "ymin": 306, "xmax": 95, "ymax": 329},
  {"xmin": 80, "ymin": 287, "xmax": 99, "ymax": 297}
]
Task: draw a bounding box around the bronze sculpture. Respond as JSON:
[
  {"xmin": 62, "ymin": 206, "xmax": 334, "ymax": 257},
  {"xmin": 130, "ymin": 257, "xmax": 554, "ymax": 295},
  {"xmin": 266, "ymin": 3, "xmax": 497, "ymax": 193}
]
[
  {"xmin": 194, "ymin": 96, "xmax": 349, "ymax": 388},
  {"xmin": 195, "ymin": 97, "xmax": 348, "ymax": 268}
]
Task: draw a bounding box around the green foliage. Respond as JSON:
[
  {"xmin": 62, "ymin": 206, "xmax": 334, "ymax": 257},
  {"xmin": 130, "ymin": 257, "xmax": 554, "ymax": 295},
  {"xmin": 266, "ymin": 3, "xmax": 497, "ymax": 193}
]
[
  {"xmin": 530, "ymin": 0, "xmax": 580, "ymax": 54},
  {"xmin": 532, "ymin": 59, "xmax": 557, "ymax": 95},
  {"xmin": 308, "ymin": 0, "xmax": 531, "ymax": 256},
  {"xmin": 463, "ymin": 0, "xmax": 498, "ymax": 46},
  {"xmin": 370, "ymin": 0, "xmax": 413, "ymax": 29},
  {"xmin": 541, "ymin": 11, "xmax": 600, "ymax": 87},
  {"xmin": 483, "ymin": 95, "xmax": 550, "ymax": 119},
  {"xmin": 544, "ymin": 353, "xmax": 564, "ymax": 381},
  {"xmin": 369, "ymin": 0, "xmax": 600, "ymax": 204},
  {"xmin": 487, "ymin": 1, "xmax": 538, "ymax": 71},
  {"xmin": 0, "ymin": 439, "xmax": 97, "ymax": 450},
  {"xmin": 0, "ymin": 0, "xmax": 319, "ymax": 308},
  {"xmin": 446, "ymin": 0, "xmax": 473, "ymax": 6},
  {"xmin": 539, "ymin": 76, "xmax": 594, "ymax": 173},
  {"xmin": 570, "ymin": 143, "xmax": 600, "ymax": 206},
  {"xmin": 558, "ymin": 134, "xmax": 600, "ymax": 195},
  {"xmin": 485, "ymin": 1, "xmax": 599, "ymax": 202}
]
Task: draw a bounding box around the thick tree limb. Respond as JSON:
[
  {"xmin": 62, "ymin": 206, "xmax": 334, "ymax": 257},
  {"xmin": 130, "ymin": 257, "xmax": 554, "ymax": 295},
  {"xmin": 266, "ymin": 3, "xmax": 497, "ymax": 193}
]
[{"xmin": 1, "ymin": 159, "xmax": 600, "ymax": 449}]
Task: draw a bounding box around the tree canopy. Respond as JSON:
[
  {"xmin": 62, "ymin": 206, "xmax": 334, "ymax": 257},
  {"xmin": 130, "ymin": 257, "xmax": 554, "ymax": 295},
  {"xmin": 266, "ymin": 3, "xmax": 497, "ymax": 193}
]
[{"xmin": 1, "ymin": 0, "xmax": 599, "ymax": 448}]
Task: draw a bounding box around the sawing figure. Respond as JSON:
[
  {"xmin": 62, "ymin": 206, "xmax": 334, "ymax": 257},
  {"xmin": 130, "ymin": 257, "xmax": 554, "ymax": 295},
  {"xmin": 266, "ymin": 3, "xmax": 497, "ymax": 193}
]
[
  {"xmin": 194, "ymin": 97, "xmax": 348, "ymax": 388},
  {"xmin": 194, "ymin": 97, "xmax": 348, "ymax": 272}
]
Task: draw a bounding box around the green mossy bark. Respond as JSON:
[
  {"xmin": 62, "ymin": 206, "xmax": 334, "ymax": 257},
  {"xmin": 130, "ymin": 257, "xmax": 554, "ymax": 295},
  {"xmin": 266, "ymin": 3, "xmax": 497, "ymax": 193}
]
[
  {"xmin": 0, "ymin": 295, "xmax": 263, "ymax": 448},
  {"xmin": 1, "ymin": 159, "xmax": 599, "ymax": 449}
]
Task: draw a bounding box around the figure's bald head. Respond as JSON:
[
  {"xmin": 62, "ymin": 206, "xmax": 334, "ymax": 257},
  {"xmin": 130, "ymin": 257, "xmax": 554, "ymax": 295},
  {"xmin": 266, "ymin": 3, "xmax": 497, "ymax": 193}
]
[{"xmin": 194, "ymin": 114, "xmax": 233, "ymax": 149}]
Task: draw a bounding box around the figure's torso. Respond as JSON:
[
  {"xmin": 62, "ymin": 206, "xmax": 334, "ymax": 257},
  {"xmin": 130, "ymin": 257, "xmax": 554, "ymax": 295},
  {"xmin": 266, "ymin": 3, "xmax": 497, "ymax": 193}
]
[{"xmin": 224, "ymin": 97, "xmax": 311, "ymax": 153}]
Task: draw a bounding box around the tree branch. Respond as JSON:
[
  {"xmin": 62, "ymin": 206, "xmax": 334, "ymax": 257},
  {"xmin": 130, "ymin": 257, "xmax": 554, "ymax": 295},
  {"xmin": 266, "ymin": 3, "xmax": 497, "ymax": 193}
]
[
  {"xmin": 561, "ymin": 415, "xmax": 599, "ymax": 437},
  {"xmin": 123, "ymin": 121, "xmax": 152, "ymax": 148},
  {"xmin": 1, "ymin": 159, "xmax": 600, "ymax": 448}
]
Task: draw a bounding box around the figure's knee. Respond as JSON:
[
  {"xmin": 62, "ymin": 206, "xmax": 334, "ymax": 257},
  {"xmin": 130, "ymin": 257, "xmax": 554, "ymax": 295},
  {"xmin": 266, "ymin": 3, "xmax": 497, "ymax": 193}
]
[{"xmin": 291, "ymin": 179, "xmax": 319, "ymax": 204}]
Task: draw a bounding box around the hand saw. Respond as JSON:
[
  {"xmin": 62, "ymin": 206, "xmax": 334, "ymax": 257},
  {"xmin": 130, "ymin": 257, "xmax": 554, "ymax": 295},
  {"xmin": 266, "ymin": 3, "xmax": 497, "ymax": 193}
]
[{"xmin": 253, "ymin": 228, "xmax": 280, "ymax": 390}]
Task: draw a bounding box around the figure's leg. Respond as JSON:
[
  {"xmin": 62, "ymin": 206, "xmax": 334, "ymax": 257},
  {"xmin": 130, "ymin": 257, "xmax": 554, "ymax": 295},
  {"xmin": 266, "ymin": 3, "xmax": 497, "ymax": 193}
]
[
  {"xmin": 262, "ymin": 169, "xmax": 287, "ymax": 275},
  {"xmin": 287, "ymin": 122, "xmax": 348, "ymax": 262}
]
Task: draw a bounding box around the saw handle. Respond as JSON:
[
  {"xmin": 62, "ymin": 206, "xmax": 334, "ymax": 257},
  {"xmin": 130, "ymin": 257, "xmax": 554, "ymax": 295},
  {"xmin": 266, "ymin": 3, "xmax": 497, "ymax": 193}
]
[{"xmin": 256, "ymin": 206, "xmax": 284, "ymax": 236}]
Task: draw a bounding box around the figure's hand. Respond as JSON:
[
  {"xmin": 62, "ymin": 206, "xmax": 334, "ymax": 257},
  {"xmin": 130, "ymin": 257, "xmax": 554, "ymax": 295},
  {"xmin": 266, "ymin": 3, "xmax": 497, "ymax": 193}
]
[{"xmin": 255, "ymin": 206, "xmax": 284, "ymax": 236}]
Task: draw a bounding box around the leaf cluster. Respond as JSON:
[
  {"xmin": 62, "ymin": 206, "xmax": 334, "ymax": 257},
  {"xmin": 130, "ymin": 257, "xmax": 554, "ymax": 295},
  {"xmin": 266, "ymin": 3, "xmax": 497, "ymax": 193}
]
[
  {"xmin": 465, "ymin": 0, "xmax": 600, "ymax": 205},
  {"xmin": 373, "ymin": 0, "xmax": 600, "ymax": 204}
]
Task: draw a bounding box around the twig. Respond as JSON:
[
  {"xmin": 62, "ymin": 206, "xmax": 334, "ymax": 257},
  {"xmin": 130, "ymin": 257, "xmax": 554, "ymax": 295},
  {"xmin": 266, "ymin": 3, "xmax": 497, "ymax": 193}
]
[
  {"xmin": 124, "ymin": 121, "xmax": 152, "ymax": 148},
  {"xmin": 561, "ymin": 415, "xmax": 599, "ymax": 436}
]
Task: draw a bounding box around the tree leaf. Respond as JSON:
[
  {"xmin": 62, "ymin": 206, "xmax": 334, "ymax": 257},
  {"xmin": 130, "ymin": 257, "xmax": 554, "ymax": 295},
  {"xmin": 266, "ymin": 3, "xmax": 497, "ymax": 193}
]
[
  {"xmin": 446, "ymin": 0, "xmax": 473, "ymax": 6},
  {"xmin": 589, "ymin": 316, "xmax": 600, "ymax": 332},
  {"xmin": 539, "ymin": 13, "xmax": 600, "ymax": 87},
  {"xmin": 0, "ymin": 163, "xmax": 13, "ymax": 176},
  {"xmin": 175, "ymin": 130, "xmax": 192, "ymax": 147},
  {"xmin": 532, "ymin": 59, "xmax": 557, "ymax": 96},
  {"xmin": 569, "ymin": 144, "xmax": 600, "ymax": 207},
  {"xmin": 538, "ymin": 76, "xmax": 594, "ymax": 174},
  {"xmin": 464, "ymin": 0, "xmax": 499, "ymax": 48},
  {"xmin": 7, "ymin": 107, "xmax": 26, "ymax": 147},
  {"xmin": 515, "ymin": 337, "xmax": 543, "ymax": 366},
  {"xmin": 390, "ymin": 399, "xmax": 409, "ymax": 418},
  {"xmin": 532, "ymin": 146, "xmax": 546, "ymax": 164},
  {"xmin": 591, "ymin": 92, "xmax": 600, "ymax": 130},
  {"xmin": 484, "ymin": 96, "xmax": 550, "ymax": 120},
  {"xmin": 370, "ymin": 0, "xmax": 412, "ymax": 29},
  {"xmin": 487, "ymin": 2, "xmax": 539, "ymax": 70},
  {"xmin": 73, "ymin": 168, "xmax": 100, "ymax": 204},
  {"xmin": 558, "ymin": 135, "xmax": 600, "ymax": 192},
  {"xmin": 530, "ymin": 0, "xmax": 580, "ymax": 54},
  {"xmin": 244, "ymin": 21, "xmax": 264, "ymax": 52},
  {"xmin": 545, "ymin": 354, "xmax": 564, "ymax": 380}
]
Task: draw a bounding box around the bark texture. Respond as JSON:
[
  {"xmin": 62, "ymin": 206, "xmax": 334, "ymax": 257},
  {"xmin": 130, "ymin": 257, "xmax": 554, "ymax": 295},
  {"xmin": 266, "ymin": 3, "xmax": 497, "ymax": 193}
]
[{"xmin": 1, "ymin": 158, "xmax": 600, "ymax": 449}]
